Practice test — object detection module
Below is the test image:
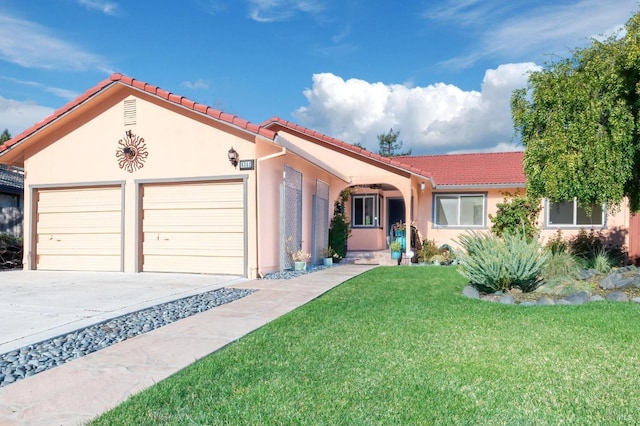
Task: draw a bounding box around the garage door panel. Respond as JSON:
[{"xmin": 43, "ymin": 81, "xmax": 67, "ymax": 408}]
[
  {"xmin": 36, "ymin": 212, "xmax": 122, "ymax": 233},
  {"xmin": 141, "ymin": 181, "xmax": 245, "ymax": 275},
  {"xmin": 142, "ymin": 209, "xmax": 243, "ymax": 228},
  {"xmin": 37, "ymin": 233, "xmax": 122, "ymax": 255},
  {"xmin": 35, "ymin": 186, "xmax": 122, "ymax": 272},
  {"xmin": 143, "ymin": 255, "xmax": 244, "ymax": 275},
  {"xmin": 36, "ymin": 255, "xmax": 121, "ymax": 272},
  {"xmin": 144, "ymin": 233, "xmax": 244, "ymax": 255},
  {"xmin": 143, "ymin": 183, "xmax": 243, "ymax": 209}
]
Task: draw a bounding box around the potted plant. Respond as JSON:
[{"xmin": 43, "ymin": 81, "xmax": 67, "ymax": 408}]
[
  {"xmin": 322, "ymin": 247, "xmax": 337, "ymax": 267},
  {"xmin": 291, "ymin": 250, "xmax": 311, "ymax": 271},
  {"xmin": 389, "ymin": 240, "xmax": 403, "ymax": 260}
]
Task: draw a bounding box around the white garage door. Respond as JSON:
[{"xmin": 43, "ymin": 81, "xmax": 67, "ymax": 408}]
[
  {"xmin": 141, "ymin": 180, "xmax": 245, "ymax": 275},
  {"xmin": 35, "ymin": 186, "xmax": 123, "ymax": 271}
]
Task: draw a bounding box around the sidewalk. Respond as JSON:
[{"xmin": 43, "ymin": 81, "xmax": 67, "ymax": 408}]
[{"xmin": 0, "ymin": 264, "xmax": 376, "ymax": 425}]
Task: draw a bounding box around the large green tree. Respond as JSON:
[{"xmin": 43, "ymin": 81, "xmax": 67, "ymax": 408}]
[
  {"xmin": 0, "ymin": 129, "xmax": 10, "ymax": 145},
  {"xmin": 377, "ymin": 128, "xmax": 411, "ymax": 157},
  {"xmin": 512, "ymin": 10, "xmax": 640, "ymax": 211}
]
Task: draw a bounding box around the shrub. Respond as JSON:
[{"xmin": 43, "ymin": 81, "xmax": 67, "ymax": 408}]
[
  {"xmin": 329, "ymin": 194, "xmax": 351, "ymax": 260},
  {"xmin": 568, "ymin": 228, "xmax": 625, "ymax": 269},
  {"xmin": 545, "ymin": 229, "xmax": 568, "ymax": 255},
  {"xmin": 489, "ymin": 193, "xmax": 541, "ymax": 241},
  {"xmin": 417, "ymin": 239, "xmax": 438, "ymax": 263},
  {"xmin": 541, "ymin": 250, "xmax": 580, "ymax": 282},
  {"xmin": 569, "ymin": 229, "xmax": 603, "ymax": 260},
  {"xmin": 457, "ymin": 231, "xmax": 549, "ymax": 293}
]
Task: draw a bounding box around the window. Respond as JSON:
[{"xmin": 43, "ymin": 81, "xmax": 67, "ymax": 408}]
[
  {"xmin": 352, "ymin": 194, "xmax": 382, "ymax": 227},
  {"xmin": 547, "ymin": 199, "xmax": 604, "ymax": 227},
  {"xmin": 434, "ymin": 194, "xmax": 485, "ymax": 227}
]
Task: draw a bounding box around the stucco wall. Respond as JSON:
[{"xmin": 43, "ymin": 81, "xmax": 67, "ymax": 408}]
[{"xmin": 22, "ymin": 88, "xmax": 260, "ymax": 276}]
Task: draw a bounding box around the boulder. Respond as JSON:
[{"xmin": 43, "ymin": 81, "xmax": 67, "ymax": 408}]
[
  {"xmin": 605, "ymin": 291, "xmax": 629, "ymax": 302},
  {"xmin": 564, "ymin": 291, "xmax": 591, "ymax": 305},
  {"xmin": 462, "ymin": 286, "xmax": 480, "ymax": 299},
  {"xmin": 500, "ymin": 295, "xmax": 515, "ymax": 305},
  {"xmin": 537, "ymin": 296, "xmax": 555, "ymax": 306}
]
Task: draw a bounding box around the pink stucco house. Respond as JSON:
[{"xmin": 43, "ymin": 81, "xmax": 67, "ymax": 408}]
[{"xmin": 0, "ymin": 74, "xmax": 631, "ymax": 278}]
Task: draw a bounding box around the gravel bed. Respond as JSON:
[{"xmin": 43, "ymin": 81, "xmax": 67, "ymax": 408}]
[
  {"xmin": 262, "ymin": 264, "xmax": 335, "ymax": 280},
  {"xmin": 0, "ymin": 287, "xmax": 255, "ymax": 388}
]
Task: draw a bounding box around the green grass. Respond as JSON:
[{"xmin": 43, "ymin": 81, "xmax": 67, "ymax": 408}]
[{"xmin": 91, "ymin": 267, "xmax": 640, "ymax": 425}]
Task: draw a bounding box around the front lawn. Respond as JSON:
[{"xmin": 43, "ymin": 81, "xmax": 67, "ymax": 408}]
[{"xmin": 91, "ymin": 267, "xmax": 640, "ymax": 425}]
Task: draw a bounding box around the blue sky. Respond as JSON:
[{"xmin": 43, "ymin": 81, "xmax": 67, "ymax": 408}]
[{"xmin": 0, "ymin": 0, "xmax": 637, "ymax": 154}]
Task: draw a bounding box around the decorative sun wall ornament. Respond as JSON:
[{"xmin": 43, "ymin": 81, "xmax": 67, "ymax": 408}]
[{"xmin": 116, "ymin": 130, "xmax": 148, "ymax": 173}]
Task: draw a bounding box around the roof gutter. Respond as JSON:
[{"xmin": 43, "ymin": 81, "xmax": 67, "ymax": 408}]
[{"xmin": 432, "ymin": 183, "xmax": 526, "ymax": 190}]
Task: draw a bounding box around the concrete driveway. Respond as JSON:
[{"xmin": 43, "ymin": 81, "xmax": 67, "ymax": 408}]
[{"xmin": 0, "ymin": 270, "xmax": 246, "ymax": 354}]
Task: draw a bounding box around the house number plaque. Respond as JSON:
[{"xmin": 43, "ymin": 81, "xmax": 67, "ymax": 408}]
[{"xmin": 239, "ymin": 159, "xmax": 255, "ymax": 170}]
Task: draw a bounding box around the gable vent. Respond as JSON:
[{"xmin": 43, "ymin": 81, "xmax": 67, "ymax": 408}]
[{"xmin": 124, "ymin": 99, "xmax": 136, "ymax": 126}]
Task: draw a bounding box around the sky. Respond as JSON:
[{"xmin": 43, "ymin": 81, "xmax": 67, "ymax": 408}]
[{"xmin": 0, "ymin": 0, "xmax": 638, "ymax": 155}]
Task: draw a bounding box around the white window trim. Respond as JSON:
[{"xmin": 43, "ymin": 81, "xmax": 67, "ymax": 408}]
[
  {"xmin": 352, "ymin": 194, "xmax": 382, "ymax": 228},
  {"xmin": 545, "ymin": 198, "xmax": 606, "ymax": 228},
  {"xmin": 432, "ymin": 193, "xmax": 486, "ymax": 228}
]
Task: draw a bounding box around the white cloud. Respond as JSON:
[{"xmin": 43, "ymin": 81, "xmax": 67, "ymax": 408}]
[
  {"xmin": 427, "ymin": 0, "xmax": 637, "ymax": 67},
  {"xmin": 0, "ymin": 12, "xmax": 112, "ymax": 72},
  {"xmin": 181, "ymin": 79, "xmax": 210, "ymax": 90},
  {"xmin": 293, "ymin": 63, "xmax": 541, "ymax": 154},
  {"xmin": 0, "ymin": 97, "xmax": 54, "ymax": 137},
  {"xmin": 248, "ymin": 0, "xmax": 324, "ymax": 22},
  {"xmin": 76, "ymin": 0, "xmax": 119, "ymax": 15}
]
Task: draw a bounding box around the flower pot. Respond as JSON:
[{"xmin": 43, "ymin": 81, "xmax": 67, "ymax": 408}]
[
  {"xmin": 323, "ymin": 257, "xmax": 333, "ymax": 267},
  {"xmin": 390, "ymin": 251, "xmax": 402, "ymax": 260},
  {"xmin": 294, "ymin": 261, "xmax": 307, "ymax": 271}
]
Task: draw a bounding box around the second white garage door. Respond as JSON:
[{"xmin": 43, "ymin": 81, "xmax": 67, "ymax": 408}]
[{"xmin": 141, "ymin": 180, "xmax": 246, "ymax": 275}]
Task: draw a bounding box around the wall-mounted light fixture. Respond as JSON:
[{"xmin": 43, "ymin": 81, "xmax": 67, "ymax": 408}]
[
  {"xmin": 228, "ymin": 147, "xmax": 239, "ymax": 168},
  {"xmin": 420, "ymin": 182, "xmax": 426, "ymax": 191}
]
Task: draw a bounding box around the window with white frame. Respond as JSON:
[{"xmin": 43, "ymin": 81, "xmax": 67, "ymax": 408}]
[
  {"xmin": 434, "ymin": 194, "xmax": 485, "ymax": 227},
  {"xmin": 352, "ymin": 194, "xmax": 382, "ymax": 227},
  {"xmin": 547, "ymin": 199, "xmax": 604, "ymax": 227}
]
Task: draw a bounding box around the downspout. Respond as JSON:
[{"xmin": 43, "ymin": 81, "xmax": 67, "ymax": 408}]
[{"xmin": 255, "ymin": 144, "xmax": 287, "ymax": 278}]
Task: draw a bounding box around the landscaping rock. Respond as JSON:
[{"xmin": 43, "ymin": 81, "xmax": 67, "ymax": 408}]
[
  {"xmin": 554, "ymin": 299, "xmax": 572, "ymax": 305},
  {"xmin": 0, "ymin": 287, "xmax": 255, "ymax": 388},
  {"xmin": 590, "ymin": 295, "xmax": 605, "ymax": 302},
  {"xmin": 500, "ymin": 295, "xmax": 515, "ymax": 305},
  {"xmin": 599, "ymin": 274, "xmax": 619, "ymax": 290},
  {"xmin": 564, "ymin": 291, "xmax": 590, "ymax": 305},
  {"xmin": 578, "ymin": 269, "xmax": 600, "ymax": 280},
  {"xmin": 537, "ymin": 296, "xmax": 555, "ymax": 306},
  {"xmin": 632, "ymin": 297, "xmax": 640, "ymax": 304},
  {"xmin": 462, "ymin": 286, "xmax": 480, "ymax": 299},
  {"xmin": 605, "ymin": 291, "xmax": 629, "ymax": 302},
  {"xmin": 615, "ymin": 278, "xmax": 635, "ymax": 289}
]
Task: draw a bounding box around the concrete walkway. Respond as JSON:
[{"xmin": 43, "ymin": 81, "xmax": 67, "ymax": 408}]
[{"xmin": 0, "ymin": 264, "xmax": 375, "ymax": 425}]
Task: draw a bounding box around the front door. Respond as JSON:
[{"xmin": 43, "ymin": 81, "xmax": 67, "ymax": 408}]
[{"xmin": 387, "ymin": 197, "xmax": 405, "ymax": 245}]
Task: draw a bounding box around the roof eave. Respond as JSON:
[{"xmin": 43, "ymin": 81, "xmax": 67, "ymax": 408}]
[{"xmin": 433, "ymin": 183, "xmax": 526, "ymax": 190}]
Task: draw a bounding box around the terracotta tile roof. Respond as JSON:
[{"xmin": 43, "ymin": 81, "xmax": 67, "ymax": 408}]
[
  {"xmin": 260, "ymin": 117, "xmax": 434, "ymax": 181},
  {"xmin": 397, "ymin": 152, "xmax": 525, "ymax": 187},
  {"xmin": 0, "ymin": 73, "xmax": 276, "ymax": 156}
]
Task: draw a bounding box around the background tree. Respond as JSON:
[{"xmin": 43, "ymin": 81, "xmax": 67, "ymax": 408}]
[
  {"xmin": 377, "ymin": 128, "xmax": 411, "ymax": 157},
  {"xmin": 512, "ymin": 10, "xmax": 640, "ymax": 211},
  {"xmin": 352, "ymin": 142, "xmax": 367, "ymax": 150},
  {"xmin": 0, "ymin": 129, "xmax": 10, "ymax": 145}
]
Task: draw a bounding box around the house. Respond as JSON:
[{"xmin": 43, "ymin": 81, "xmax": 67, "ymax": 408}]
[
  {"xmin": 0, "ymin": 164, "xmax": 24, "ymax": 237},
  {"xmin": 0, "ymin": 74, "xmax": 631, "ymax": 277}
]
